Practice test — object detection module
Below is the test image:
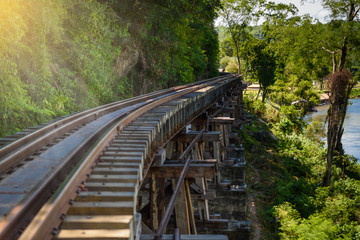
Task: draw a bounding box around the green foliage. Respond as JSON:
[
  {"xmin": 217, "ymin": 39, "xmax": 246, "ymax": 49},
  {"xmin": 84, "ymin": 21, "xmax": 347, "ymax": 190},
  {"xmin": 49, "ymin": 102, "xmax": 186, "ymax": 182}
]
[
  {"xmin": 225, "ymin": 60, "xmax": 240, "ymax": 74},
  {"xmin": 1, "ymin": 0, "xmax": 220, "ymax": 136},
  {"xmin": 243, "ymin": 93, "xmax": 279, "ymax": 122},
  {"xmin": 276, "ymin": 203, "xmax": 340, "ymax": 240},
  {"xmin": 245, "ymin": 94, "xmax": 360, "ymax": 239},
  {"xmin": 247, "ymin": 38, "xmax": 277, "ymax": 101},
  {"xmin": 350, "ymin": 88, "xmax": 360, "ymax": 98},
  {"xmin": 268, "ymin": 114, "xmax": 359, "ymax": 239},
  {"xmin": 112, "ymin": 0, "xmax": 221, "ymax": 94},
  {"xmin": 219, "ymin": 56, "xmax": 233, "ymax": 68}
]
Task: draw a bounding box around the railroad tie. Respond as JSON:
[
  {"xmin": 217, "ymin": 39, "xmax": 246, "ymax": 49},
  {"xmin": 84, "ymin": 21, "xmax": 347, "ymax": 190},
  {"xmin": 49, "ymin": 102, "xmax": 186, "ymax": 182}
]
[{"xmin": 56, "ymin": 145, "xmax": 143, "ymax": 240}]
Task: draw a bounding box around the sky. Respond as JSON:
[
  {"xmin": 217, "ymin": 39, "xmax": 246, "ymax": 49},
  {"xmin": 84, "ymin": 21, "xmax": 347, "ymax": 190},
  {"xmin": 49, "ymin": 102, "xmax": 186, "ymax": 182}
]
[
  {"xmin": 216, "ymin": 0, "xmax": 331, "ymax": 26},
  {"xmin": 271, "ymin": 0, "xmax": 330, "ymax": 22}
]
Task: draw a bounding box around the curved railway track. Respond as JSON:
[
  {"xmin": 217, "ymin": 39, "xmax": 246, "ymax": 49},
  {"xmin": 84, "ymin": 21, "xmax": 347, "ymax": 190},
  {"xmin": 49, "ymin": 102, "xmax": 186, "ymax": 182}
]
[{"xmin": 0, "ymin": 75, "xmax": 240, "ymax": 240}]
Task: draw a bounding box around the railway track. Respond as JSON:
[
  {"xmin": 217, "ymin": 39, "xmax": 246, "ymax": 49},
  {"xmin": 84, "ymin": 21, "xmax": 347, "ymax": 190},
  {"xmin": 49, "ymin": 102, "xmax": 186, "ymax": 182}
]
[{"xmin": 0, "ymin": 75, "xmax": 240, "ymax": 239}]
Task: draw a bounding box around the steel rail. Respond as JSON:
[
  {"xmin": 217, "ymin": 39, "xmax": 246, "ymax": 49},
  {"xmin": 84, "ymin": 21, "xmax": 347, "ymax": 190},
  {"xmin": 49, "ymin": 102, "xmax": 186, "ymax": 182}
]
[
  {"xmin": 0, "ymin": 74, "xmax": 228, "ymax": 159},
  {"xmin": 18, "ymin": 77, "xmax": 231, "ymax": 239},
  {"xmin": 0, "ymin": 75, "xmax": 233, "ymax": 177}
]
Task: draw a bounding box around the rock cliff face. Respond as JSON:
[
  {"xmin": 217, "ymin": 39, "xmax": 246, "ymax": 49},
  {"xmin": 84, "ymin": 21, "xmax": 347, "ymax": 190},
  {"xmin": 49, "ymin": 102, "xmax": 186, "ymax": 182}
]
[{"xmin": 114, "ymin": 42, "xmax": 140, "ymax": 79}]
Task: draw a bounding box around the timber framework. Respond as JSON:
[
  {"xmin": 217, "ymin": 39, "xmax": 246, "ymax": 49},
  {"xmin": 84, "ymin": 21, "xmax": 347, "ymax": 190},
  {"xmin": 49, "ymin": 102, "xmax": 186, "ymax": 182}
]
[{"xmin": 0, "ymin": 75, "xmax": 249, "ymax": 240}]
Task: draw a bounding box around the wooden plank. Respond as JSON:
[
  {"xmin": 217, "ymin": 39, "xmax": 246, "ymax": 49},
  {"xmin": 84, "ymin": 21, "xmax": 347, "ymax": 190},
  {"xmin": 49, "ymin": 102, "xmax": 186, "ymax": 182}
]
[
  {"xmin": 153, "ymin": 148, "xmax": 166, "ymax": 167},
  {"xmin": 92, "ymin": 167, "xmax": 139, "ymax": 175},
  {"xmin": 107, "ymin": 147, "xmax": 146, "ymax": 153},
  {"xmin": 195, "ymin": 178, "xmax": 209, "ymax": 221},
  {"xmin": 96, "ymin": 162, "xmax": 141, "ymax": 169},
  {"xmin": 116, "ymin": 135, "xmax": 151, "ymax": 141},
  {"xmin": 84, "ymin": 182, "xmax": 136, "ymax": 192},
  {"xmin": 213, "ymin": 140, "xmax": 221, "ymax": 185},
  {"xmin": 150, "ymin": 172, "xmax": 159, "ymax": 231},
  {"xmin": 67, "ymin": 202, "xmax": 134, "ymax": 215},
  {"xmin": 221, "ymin": 146, "xmax": 244, "ymax": 152},
  {"xmin": 113, "ymin": 139, "xmax": 148, "ymax": 145},
  {"xmin": 185, "ymin": 180, "xmax": 197, "ymax": 234},
  {"xmin": 103, "ymin": 151, "xmax": 144, "ymax": 158},
  {"xmin": 134, "ymin": 212, "xmax": 142, "ymax": 240},
  {"xmin": 75, "ymin": 191, "xmax": 134, "ymax": 202},
  {"xmin": 149, "ymin": 164, "xmax": 215, "ymax": 178},
  {"xmin": 61, "ymin": 215, "xmax": 133, "ymax": 229},
  {"xmin": 110, "ymin": 143, "xmax": 147, "ymax": 149},
  {"xmin": 57, "ymin": 229, "xmax": 130, "ymax": 240},
  {"xmin": 195, "ymin": 219, "xmax": 229, "ymax": 229},
  {"xmin": 209, "ymin": 107, "xmax": 235, "ymax": 114},
  {"xmin": 191, "ymin": 191, "xmax": 216, "ymax": 200},
  {"xmin": 165, "ymin": 159, "xmax": 217, "ymax": 165},
  {"xmin": 178, "ymin": 131, "xmax": 222, "ymax": 142},
  {"xmin": 209, "ymin": 117, "xmax": 234, "ymax": 125},
  {"xmin": 172, "ymin": 179, "xmax": 191, "ymax": 234},
  {"xmin": 86, "ymin": 174, "xmax": 138, "ymax": 183},
  {"xmin": 141, "ymin": 234, "xmax": 228, "ymax": 240},
  {"xmin": 99, "ymin": 156, "xmax": 143, "ymax": 163}
]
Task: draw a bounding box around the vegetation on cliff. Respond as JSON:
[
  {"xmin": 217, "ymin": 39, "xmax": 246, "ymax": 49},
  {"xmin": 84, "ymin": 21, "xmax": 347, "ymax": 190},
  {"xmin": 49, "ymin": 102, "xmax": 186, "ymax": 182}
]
[{"xmin": 0, "ymin": 0, "xmax": 220, "ymax": 136}]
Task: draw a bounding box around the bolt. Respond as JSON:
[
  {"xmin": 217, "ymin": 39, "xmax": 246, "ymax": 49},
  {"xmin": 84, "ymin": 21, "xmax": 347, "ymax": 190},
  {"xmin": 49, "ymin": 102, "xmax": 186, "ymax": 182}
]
[
  {"xmin": 52, "ymin": 228, "xmax": 59, "ymax": 235},
  {"xmin": 60, "ymin": 213, "xmax": 67, "ymax": 220}
]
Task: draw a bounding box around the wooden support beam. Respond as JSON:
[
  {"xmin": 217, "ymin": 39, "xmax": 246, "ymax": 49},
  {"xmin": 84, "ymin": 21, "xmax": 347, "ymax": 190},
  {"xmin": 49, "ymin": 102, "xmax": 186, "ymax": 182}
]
[
  {"xmin": 155, "ymin": 156, "xmax": 191, "ymax": 238},
  {"xmin": 209, "ymin": 117, "xmax": 234, "ymax": 125},
  {"xmin": 209, "ymin": 107, "xmax": 235, "ymax": 114},
  {"xmin": 149, "ymin": 164, "xmax": 215, "ymax": 179},
  {"xmin": 165, "ymin": 159, "xmax": 217, "ymax": 165},
  {"xmin": 221, "ymin": 146, "xmax": 244, "ymax": 152},
  {"xmin": 191, "ymin": 190, "xmax": 216, "ymax": 200},
  {"xmin": 153, "ymin": 148, "xmax": 166, "ymax": 167},
  {"xmin": 165, "ymin": 141, "xmax": 175, "ymax": 159},
  {"xmin": 141, "ymin": 234, "xmax": 228, "ymax": 240},
  {"xmin": 194, "ymin": 214, "xmax": 221, "ymax": 220},
  {"xmin": 178, "ymin": 131, "xmax": 222, "ymax": 142},
  {"xmin": 195, "ymin": 219, "xmax": 229, "ymax": 229}
]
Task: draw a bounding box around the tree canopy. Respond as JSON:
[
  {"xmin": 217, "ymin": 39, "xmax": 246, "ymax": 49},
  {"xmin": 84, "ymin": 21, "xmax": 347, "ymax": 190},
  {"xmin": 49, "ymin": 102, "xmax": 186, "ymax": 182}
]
[
  {"xmin": 219, "ymin": 0, "xmax": 360, "ymax": 239},
  {"xmin": 0, "ymin": 0, "xmax": 221, "ymax": 137}
]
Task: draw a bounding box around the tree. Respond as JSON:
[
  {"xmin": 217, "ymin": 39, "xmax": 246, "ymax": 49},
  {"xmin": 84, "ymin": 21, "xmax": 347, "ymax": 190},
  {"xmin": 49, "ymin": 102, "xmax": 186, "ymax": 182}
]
[
  {"xmin": 319, "ymin": 0, "xmax": 360, "ymax": 186},
  {"xmin": 219, "ymin": 0, "xmax": 261, "ymax": 75},
  {"xmin": 248, "ymin": 38, "xmax": 276, "ymax": 102}
]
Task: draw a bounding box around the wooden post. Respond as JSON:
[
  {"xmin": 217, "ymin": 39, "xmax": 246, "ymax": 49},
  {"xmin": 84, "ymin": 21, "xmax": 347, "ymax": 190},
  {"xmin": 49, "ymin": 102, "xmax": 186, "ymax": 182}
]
[
  {"xmin": 195, "ymin": 178, "xmax": 210, "ymax": 221},
  {"xmin": 213, "ymin": 141, "xmax": 221, "ymax": 185},
  {"xmin": 150, "ymin": 172, "xmax": 159, "ymax": 231},
  {"xmin": 172, "ymin": 179, "xmax": 191, "ymax": 234},
  {"xmin": 165, "ymin": 141, "xmax": 174, "ymax": 160},
  {"xmin": 158, "ymin": 178, "xmax": 165, "ymax": 221},
  {"xmin": 185, "ymin": 179, "xmax": 197, "ymax": 234},
  {"xmin": 192, "ymin": 145, "xmax": 210, "ymax": 221},
  {"xmin": 235, "ymin": 85, "xmax": 244, "ymax": 124}
]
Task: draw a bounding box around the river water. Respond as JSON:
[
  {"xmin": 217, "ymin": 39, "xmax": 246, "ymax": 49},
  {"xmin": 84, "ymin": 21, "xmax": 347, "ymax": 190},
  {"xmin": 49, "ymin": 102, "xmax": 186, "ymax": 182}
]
[{"xmin": 304, "ymin": 98, "xmax": 360, "ymax": 160}]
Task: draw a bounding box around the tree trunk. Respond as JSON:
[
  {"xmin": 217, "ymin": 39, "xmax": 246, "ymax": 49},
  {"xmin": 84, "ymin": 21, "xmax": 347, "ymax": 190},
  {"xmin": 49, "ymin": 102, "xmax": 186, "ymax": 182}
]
[
  {"xmin": 233, "ymin": 37, "xmax": 241, "ymax": 75},
  {"xmin": 323, "ymin": 70, "xmax": 354, "ymax": 186}
]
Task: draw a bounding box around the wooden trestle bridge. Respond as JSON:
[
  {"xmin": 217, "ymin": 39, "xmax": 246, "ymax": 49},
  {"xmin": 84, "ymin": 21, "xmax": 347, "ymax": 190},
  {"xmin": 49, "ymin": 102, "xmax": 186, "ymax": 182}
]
[{"xmin": 0, "ymin": 75, "xmax": 248, "ymax": 240}]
